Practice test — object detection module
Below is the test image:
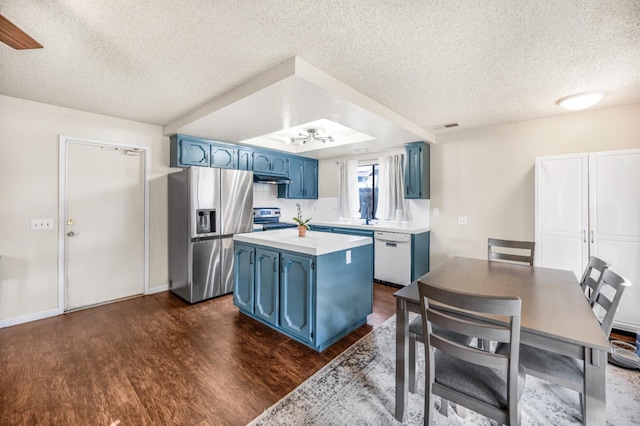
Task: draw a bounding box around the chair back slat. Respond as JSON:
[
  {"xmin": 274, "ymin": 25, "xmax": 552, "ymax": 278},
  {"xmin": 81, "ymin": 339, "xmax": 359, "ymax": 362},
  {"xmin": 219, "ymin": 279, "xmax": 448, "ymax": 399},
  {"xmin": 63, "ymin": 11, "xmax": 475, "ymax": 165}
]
[
  {"xmin": 580, "ymin": 256, "xmax": 609, "ymax": 305},
  {"xmin": 488, "ymin": 238, "xmax": 535, "ymax": 266},
  {"xmin": 592, "ymin": 269, "xmax": 632, "ymax": 337},
  {"xmin": 430, "ymin": 334, "xmax": 509, "ymax": 370},
  {"xmin": 425, "ymin": 283, "xmax": 522, "ymax": 316},
  {"xmin": 428, "ymin": 308, "xmax": 512, "ymax": 343}
]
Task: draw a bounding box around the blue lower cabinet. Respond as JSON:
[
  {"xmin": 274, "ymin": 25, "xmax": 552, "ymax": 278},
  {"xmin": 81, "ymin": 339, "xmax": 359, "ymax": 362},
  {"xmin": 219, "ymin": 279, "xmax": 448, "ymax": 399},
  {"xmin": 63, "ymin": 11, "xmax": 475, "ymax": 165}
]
[
  {"xmin": 280, "ymin": 253, "xmax": 313, "ymax": 343},
  {"xmin": 310, "ymin": 225, "xmax": 332, "ymax": 233},
  {"xmin": 233, "ymin": 243, "xmax": 373, "ymax": 352},
  {"xmin": 254, "ymin": 248, "xmax": 279, "ymax": 326},
  {"xmin": 233, "ymin": 243, "xmax": 255, "ymax": 313},
  {"xmin": 411, "ymin": 231, "xmax": 430, "ymax": 281},
  {"xmin": 331, "ymin": 227, "xmax": 374, "ymax": 238}
]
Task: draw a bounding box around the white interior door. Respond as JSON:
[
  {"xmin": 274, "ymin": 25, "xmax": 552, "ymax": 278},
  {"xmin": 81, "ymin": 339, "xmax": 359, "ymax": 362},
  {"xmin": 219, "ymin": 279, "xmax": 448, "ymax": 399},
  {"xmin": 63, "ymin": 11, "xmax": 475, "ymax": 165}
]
[
  {"xmin": 589, "ymin": 149, "xmax": 640, "ymax": 331},
  {"xmin": 535, "ymin": 154, "xmax": 588, "ymax": 279},
  {"xmin": 64, "ymin": 140, "xmax": 145, "ymax": 310}
]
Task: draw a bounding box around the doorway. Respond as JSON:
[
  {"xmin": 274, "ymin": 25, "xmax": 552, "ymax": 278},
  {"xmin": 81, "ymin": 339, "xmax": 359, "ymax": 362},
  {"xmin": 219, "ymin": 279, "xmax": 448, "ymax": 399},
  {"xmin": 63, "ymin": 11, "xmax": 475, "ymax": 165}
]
[{"xmin": 58, "ymin": 136, "xmax": 149, "ymax": 311}]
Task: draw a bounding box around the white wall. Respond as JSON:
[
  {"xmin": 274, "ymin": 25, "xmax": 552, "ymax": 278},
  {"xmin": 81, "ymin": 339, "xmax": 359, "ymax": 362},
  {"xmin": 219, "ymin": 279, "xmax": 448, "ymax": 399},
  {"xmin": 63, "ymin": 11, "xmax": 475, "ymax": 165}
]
[
  {"xmin": 429, "ymin": 103, "xmax": 640, "ymax": 268},
  {"xmin": 0, "ymin": 95, "xmax": 171, "ymax": 325}
]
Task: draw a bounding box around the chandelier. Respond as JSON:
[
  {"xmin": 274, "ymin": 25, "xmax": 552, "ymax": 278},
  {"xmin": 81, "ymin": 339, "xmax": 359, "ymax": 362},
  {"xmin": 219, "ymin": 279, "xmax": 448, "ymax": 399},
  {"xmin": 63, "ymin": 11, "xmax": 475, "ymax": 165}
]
[{"xmin": 290, "ymin": 128, "xmax": 334, "ymax": 144}]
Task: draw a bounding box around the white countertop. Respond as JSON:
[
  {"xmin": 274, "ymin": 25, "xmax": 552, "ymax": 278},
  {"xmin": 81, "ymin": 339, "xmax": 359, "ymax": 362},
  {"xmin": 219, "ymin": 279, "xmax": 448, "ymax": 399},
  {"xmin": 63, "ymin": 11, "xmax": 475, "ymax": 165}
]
[
  {"xmin": 311, "ymin": 219, "xmax": 430, "ymax": 234},
  {"xmin": 233, "ymin": 228, "xmax": 372, "ymax": 256}
]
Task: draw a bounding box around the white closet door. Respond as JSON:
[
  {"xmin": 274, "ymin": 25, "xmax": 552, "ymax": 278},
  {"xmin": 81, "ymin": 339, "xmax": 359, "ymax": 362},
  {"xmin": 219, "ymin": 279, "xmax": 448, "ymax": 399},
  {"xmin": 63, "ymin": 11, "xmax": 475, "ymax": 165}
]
[
  {"xmin": 589, "ymin": 149, "xmax": 640, "ymax": 331},
  {"xmin": 535, "ymin": 154, "xmax": 588, "ymax": 279}
]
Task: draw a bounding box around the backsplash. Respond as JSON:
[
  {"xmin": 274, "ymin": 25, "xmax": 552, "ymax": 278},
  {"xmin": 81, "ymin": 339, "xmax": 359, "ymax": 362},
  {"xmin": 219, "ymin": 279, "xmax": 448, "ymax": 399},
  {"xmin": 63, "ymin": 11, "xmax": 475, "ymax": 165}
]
[{"xmin": 253, "ymin": 183, "xmax": 430, "ymax": 227}]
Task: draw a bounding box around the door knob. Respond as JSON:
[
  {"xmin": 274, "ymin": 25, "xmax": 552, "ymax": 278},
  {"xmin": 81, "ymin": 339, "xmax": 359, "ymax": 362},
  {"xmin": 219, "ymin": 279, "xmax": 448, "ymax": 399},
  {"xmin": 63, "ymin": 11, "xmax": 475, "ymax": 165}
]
[{"xmin": 67, "ymin": 231, "xmax": 77, "ymax": 237}]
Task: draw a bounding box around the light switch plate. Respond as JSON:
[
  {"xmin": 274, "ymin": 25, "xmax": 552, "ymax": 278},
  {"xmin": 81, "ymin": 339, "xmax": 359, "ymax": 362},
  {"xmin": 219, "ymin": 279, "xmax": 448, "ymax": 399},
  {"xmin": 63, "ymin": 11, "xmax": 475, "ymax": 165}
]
[
  {"xmin": 31, "ymin": 218, "xmax": 54, "ymax": 230},
  {"xmin": 346, "ymin": 250, "xmax": 351, "ymax": 264}
]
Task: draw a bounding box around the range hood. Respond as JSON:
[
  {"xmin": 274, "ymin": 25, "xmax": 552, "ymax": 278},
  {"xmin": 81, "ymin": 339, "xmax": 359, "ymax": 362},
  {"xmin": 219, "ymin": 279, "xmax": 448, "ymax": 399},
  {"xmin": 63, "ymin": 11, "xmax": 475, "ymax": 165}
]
[{"xmin": 253, "ymin": 174, "xmax": 292, "ymax": 184}]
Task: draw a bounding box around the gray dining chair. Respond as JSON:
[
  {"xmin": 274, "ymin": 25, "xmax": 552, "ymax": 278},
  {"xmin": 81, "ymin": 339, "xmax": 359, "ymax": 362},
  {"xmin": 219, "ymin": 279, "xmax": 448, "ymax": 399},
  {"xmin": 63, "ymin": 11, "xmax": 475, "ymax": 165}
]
[
  {"xmin": 408, "ymin": 315, "xmax": 473, "ymax": 394},
  {"xmin": 499, "ymin": 268, "xmax": 631, "ymax": 421},
  {"xmin": 488, "ymin": 238, "xmax": 535, "ymax": 266},
  {"xmin": 579, "ymin": 256, "xmax": 609, "ymax": 305},
  {"xmin": 417, "ymin": 281, "xmax": 524, "ymax": 426}
]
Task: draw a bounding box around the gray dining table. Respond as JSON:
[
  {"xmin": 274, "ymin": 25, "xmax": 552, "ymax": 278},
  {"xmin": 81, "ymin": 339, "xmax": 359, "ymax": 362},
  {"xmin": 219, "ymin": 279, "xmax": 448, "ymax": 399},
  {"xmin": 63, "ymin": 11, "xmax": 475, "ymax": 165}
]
[{"xmin": 394, "ymin": 256, "xmax": 612, "ymax": 425}]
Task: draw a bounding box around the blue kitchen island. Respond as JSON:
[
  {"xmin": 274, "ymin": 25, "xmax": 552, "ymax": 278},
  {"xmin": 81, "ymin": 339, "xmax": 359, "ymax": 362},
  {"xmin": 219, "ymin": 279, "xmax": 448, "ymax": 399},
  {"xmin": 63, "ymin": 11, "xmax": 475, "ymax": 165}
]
[{"xmin": 233, "ymin": 229, "xmax": 373, "ymax": 352}]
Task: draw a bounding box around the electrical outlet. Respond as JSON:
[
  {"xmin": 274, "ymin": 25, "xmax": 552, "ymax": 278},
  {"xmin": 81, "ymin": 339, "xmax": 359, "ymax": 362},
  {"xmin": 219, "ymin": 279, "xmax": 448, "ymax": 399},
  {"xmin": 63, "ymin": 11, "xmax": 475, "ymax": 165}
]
[
  {"xmin": 433, "ymin": 208, "xmax": 440, "ymax": 217},
  {"xmin": 31, "ymin": 218, "xmax": 54, "ymax": 231},
  {"xmin": 457, "ymin": 216, "xmax": 468, "ymax": 225}
]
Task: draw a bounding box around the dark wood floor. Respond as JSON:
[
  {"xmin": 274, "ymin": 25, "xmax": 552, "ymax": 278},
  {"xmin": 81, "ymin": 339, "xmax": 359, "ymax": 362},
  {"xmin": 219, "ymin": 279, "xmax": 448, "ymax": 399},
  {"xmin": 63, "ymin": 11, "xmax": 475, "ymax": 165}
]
[{"xmin": 0, "ymin": 283, "xmax": 397, "ymax": 426}]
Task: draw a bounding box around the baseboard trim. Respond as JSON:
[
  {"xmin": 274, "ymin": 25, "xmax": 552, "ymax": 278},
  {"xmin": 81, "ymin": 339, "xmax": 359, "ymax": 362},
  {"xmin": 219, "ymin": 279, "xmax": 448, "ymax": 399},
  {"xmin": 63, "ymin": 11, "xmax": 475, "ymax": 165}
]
[
  {"xmin": 0, "ymin": 286, "xmax": 170, "ymax": 329},
  {"xmin": 612, "ymin": 320, "xmax": 640, "ymax": 334},
  {"xmin": 0, "ymin": 308, "xmax": 60, "ymax": 329},
  {"xmin": 147, "ymin": 285, "xmax": 169, "ymax": 295}
]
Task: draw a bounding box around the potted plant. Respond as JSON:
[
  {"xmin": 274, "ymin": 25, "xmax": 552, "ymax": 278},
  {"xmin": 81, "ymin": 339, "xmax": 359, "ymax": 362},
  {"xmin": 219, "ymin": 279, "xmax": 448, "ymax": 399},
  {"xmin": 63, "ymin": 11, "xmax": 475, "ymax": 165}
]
[{"xmin": 293, "ymin": 203, "xmax": 311, "ymax": 237}]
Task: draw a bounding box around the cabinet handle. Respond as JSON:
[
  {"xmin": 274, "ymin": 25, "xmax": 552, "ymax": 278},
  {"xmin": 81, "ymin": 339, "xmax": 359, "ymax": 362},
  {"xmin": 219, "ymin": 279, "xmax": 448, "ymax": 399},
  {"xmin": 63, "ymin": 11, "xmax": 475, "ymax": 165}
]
[
  {"xmin": 582, "ymin": 230, "xmax": 586, "ymax": 243},
  {"xmin": 249, "ymin": 251, "xmax": 254, "ymax": 265},
  {"xmin": 273, "ymin": 258, "xmax": 277, "ymax": 272}
]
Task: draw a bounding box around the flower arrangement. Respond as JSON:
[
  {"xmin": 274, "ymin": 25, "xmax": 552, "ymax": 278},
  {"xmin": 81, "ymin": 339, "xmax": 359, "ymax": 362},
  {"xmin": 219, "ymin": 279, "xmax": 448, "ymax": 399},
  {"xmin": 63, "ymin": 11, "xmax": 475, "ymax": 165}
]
[{"xmin": 292, "ymin": 203, "xmax": 312, "ymax": 230}]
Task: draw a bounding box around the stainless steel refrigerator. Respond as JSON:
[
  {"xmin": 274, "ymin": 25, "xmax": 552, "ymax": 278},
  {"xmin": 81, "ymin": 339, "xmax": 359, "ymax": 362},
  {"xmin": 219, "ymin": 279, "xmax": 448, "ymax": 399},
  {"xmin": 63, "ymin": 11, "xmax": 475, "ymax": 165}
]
[{"xmin": 168, "ymin": 167, "xmax": 253, "ymax": 303}]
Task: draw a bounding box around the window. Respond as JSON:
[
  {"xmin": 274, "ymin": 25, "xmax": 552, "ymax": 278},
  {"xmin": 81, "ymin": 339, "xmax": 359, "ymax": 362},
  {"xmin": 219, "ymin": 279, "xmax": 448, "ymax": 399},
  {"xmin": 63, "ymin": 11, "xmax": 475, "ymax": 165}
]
[{"xmin": 357, "ymin": 164, "xmax": 379, "ymax": 219}]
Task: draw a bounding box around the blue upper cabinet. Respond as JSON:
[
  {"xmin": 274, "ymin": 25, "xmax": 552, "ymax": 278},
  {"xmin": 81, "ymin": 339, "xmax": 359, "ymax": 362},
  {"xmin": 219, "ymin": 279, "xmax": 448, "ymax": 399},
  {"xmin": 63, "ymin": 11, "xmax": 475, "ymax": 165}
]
[
  {"xmin": 210, "ymin": 144, "xmax": 237, "ymax": 169},
  {"xmin": 286, "ymin": 157, "xmax": 305, "ymax": 198},
  {"xmin": 278, "ymin": 157, "xmax": 318, "ymax": 199},
  {"xmin": 405, "ymin": 141, "xmax": 430, "ymax": 199},
  {"xmin": 253, "ymin": 151, "xmax": 289, "ymax": 176},
  {"xmin": 303, "ymin": 159, "xmax": 318, "ymax": 198},
  {"xmin": 237, "ymin": 148, "xmax": 253, "ymax": 171},
  {"xmin": 170, "ymin": 135, "xmax": 210, "ymax": 167}
]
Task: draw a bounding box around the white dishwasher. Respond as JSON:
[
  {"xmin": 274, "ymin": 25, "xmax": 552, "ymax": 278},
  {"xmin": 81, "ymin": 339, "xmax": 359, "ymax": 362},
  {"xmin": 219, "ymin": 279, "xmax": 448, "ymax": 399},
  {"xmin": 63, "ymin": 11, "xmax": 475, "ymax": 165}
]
[{"xmin": 374, "ymin": 231, "xmax": 412, "ymax": 286}]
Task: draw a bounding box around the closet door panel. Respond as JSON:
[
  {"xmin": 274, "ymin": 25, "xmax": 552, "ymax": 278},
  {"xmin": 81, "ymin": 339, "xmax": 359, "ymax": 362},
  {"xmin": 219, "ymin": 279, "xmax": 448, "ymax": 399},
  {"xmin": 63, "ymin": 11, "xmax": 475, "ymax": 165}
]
[{"xmin": 535, "ymin": 154, "xmax": 588, "ymax": 276}]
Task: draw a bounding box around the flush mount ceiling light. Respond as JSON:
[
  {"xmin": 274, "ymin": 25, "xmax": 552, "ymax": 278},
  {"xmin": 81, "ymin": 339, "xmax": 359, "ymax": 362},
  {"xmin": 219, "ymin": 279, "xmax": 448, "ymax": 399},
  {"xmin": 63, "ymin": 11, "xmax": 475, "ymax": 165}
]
[
  {"xmin": 557, "ymin": 91, "xmax": 605, "ymax": 111},
  {"xmin": 290, "ymin": 128, "xmax": 334, "ymax": 144}
]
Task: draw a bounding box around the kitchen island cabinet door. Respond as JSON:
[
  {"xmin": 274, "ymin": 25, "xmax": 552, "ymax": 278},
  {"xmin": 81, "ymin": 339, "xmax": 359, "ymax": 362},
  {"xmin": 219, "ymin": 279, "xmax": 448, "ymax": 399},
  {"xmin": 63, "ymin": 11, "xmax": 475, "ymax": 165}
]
[
  {"xmin": 233, "ymin": 243, "xmax": 255, "ymax": 313},
  {"xmin": 254, "ymin": 248, "xmax": 279, "ymax": 326},
  {"xmin": 280, "ymin": 253, "xmax": 314, "ymax": 343}
]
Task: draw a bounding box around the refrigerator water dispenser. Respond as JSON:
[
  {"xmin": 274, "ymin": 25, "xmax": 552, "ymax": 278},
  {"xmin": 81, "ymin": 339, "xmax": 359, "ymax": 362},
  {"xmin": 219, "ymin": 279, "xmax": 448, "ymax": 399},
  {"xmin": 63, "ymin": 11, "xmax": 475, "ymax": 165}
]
[{"xmin": 196, "ymin": 209, "xmax": 216, "ymax": 234}]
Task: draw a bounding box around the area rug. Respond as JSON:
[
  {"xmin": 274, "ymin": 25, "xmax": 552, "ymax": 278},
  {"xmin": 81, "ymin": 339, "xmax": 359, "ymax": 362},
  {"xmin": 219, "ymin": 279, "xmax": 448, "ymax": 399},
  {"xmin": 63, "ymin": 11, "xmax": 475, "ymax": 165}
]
[{"xmin": 249, "ymin": 315, "xmax": 640, "ymax": 425}]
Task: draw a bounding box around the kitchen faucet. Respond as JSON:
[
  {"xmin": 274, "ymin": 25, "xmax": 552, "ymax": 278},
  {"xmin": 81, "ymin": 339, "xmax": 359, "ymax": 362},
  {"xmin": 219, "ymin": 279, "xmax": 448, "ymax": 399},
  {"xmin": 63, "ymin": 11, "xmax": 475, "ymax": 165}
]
[{"xmin": 359, "ymin": 202, "xmax": 371, "ymax": 225}]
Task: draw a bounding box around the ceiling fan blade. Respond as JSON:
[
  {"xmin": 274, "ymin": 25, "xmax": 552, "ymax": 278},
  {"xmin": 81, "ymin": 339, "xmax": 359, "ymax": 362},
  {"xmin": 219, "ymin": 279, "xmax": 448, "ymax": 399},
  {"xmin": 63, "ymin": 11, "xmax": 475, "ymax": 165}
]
[{"xmin": 0, "ymin": 14, "xmax": 43, "ymax": 50}]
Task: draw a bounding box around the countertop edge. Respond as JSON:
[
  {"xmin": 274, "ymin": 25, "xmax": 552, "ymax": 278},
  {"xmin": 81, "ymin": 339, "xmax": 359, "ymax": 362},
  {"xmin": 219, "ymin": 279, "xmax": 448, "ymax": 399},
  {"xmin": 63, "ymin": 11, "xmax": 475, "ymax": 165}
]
[
  {"xmin": 233, "ymin": 231, "xmax": 372, "ymax": 256},
  {"xmin": 311, "ymin": 220, "xmax": 430, "ymax": 234}
]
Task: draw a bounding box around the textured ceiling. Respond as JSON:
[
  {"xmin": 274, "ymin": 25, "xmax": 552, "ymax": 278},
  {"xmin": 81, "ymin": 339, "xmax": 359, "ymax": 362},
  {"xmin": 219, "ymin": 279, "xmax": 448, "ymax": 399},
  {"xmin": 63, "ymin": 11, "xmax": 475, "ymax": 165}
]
[{"xmin": 2, "ymin": 1, "xmax": 640, "ymax": 146}]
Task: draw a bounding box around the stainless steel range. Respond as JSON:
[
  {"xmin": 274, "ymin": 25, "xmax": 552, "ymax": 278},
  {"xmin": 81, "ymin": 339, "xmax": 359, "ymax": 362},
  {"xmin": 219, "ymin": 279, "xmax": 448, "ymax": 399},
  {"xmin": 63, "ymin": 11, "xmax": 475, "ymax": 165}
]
[{"xmin": 253, "ymin": 207, "xmax": 297, "ymax": 231}]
